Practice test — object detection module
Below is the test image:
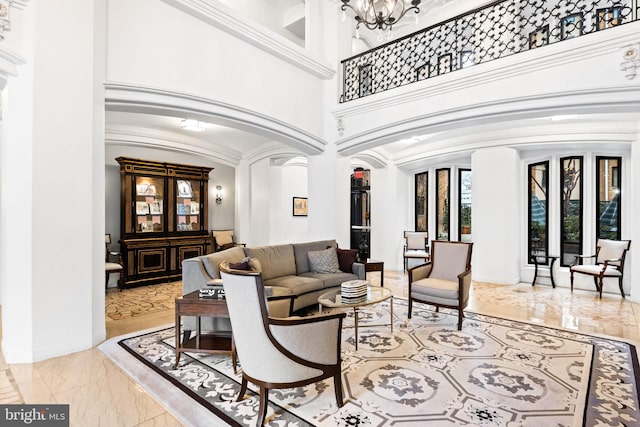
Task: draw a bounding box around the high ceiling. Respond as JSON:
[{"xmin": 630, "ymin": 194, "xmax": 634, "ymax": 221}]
[{"xmin": 105, "ymin": 1, "xmax": 639, "ymax": 171}]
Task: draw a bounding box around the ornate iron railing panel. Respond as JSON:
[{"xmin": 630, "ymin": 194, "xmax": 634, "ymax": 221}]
[{"xmin": 340, "ymin": 0, "xmax": 637, "ymax": 103}]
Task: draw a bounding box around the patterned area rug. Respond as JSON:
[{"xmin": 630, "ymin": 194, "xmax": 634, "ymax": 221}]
[
  {"xmin": 114, "ymin": 299, "xmax": 640, "ymax": 426},
  {"xmin": 105, "ymin": 281, "xmax": 181, "ymax": 321}
]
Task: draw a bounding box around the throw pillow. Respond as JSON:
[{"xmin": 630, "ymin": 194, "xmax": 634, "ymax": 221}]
[
  {"xmin": 336, "ymin": 247, "xmax": 359, "ymax": 273},
  {"xmin": 308, "ymin": 248, "xmax": 341, "ymax": 274},
  {"xmin": 246, "ymin": 257, "xmax": 262, "ymax": 272},
  {"xmin": 228, "ymin": 261, "xmax": 250, "ymax": 270}
]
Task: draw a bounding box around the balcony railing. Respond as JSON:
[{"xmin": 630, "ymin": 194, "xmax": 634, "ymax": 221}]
[{"xmin": 340, "ymin": 0, "xmax": 638, "ymax": 103}]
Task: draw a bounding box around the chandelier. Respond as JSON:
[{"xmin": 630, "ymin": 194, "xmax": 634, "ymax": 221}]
[{"xmin": 340, "ymin": 0, "xmax": 421, "ymax": 36}]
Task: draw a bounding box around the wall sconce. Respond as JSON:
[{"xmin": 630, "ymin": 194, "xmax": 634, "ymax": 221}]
[{"xmin": 215, "ymin": 185, "xmax": 223, "ymax": 204}]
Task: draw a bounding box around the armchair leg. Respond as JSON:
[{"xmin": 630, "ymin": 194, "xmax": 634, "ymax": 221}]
[
  {"xmin": 457, "ymin": 310, "xmax": 463, "ymax": 330},
  {"xmin": 257, "ymin": 386, "xmax": 268, "ymax": 427},
  {"xmin": 570, "ymin": 271, "xmax": 574, "ymax": 292},
  {"xmin": 619, "ymin": 277, "xmax": 625, "ymax": 298},
  {"xmin": 407, "ymin": 298, "xmax": 412, "ymax": 319},
  {"xmin": 598, "ymin": 277, "xmax": 604, "ymax": 299},
  {"xmin": 334, "ymin": 373, "xmax": 344, "ymax": 407},
  {"xmin": 237, "ymin": 377, "xmax": 248, "ymax": 402}
]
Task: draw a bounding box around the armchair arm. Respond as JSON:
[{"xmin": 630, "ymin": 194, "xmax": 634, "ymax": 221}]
[
  {"xmin": 181, "ymin": 258, "xmax": 214, "ymax": 295},
  {"xmin": 408, "ymin": 262, "xmax": 432, "ymax": 283},
  {"xmin": 458, "ymin": 269, "xmax": 472, "ymax": 305},
  {"xmin": 352, "ymin": 262, "xmax": 365, "ymax": 280},
  {"xmin": 603, "ymin": 258, "xmax": 623, "ymax": 269},
  {"xmin": 571, "ymin": 254, "xmax": 596, "ymax": 266},
  {"xmin": 268, "ymin": 313, "xmax": 346, "ymax": 365}
]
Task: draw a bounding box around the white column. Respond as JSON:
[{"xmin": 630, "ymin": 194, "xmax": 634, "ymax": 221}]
[
  {"xmin": 305, "ymin": 0, "xmax": 323, "ymax": 58},
  {"xmin": 307, "ymin": 143, "xmax": 351, "ymax": 245},
  {"xmin": 628, "ymin": 132, "xmax": 640, "ymax": 303},
  {"xmin": 471, "ymin": 147, "xmax": 521, "ymax": 284},
  {"xmin": 235, "ymin": 158, "xmax": 251, "ymax": 246},
  {"xmin": 249, "ymin": 158, "xmax": 271, "ymax": 247},
  {"xmin": 0, "ymin": 0, "xmax": 106, "ymax": 362},
  {"xmin": 370, "ymin": 164, "xmax": 410, "ymax": 270}
]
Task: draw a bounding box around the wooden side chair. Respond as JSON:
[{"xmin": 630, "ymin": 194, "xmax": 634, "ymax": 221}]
[
  {"xmin": 105, "ymin": 233, "xmax": 124, "ymax": 290},
  {"xmin": 211, "ymin": 229, "xmax": 245, "ymax": 252},
  {"xmin": 403, "ymin": 231, "xmax": 430, "ymax": 271},
  {"xmin": 570, "ymin": 239, "xmax": 631, "ymax": 298},
  {"xmin": 408, "ymin": 240, "xmax": 473, "ymax": 330},
  {"xmin": 220, "ymin": 265, "xmax": 345, "ymax": 426}
]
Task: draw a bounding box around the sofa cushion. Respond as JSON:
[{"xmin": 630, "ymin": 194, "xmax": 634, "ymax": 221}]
[
  {"xmin": 202, "ymin": 246, "xmax": 246, "ymax": 278},
  {"xmin": 299, "ymin": 272, "xmax": 358, "ymax": 289},
  {"xmin": 308, "ymin": 248, "xmax": 341, "ymax": 274},
  {"xmin": 245, "ymin": 244, "xmax": 296, "ymax": 281},
  {"xmin": 336, "ymin": 247, "xmax": 359, "ymax": 273},
  {"xmin": 264, "ymin": 275, "xmax": 324, "ymax": 295},
  {"xmin": 293, "ymin": 240, "xmax": 337, "ymax": 274}
]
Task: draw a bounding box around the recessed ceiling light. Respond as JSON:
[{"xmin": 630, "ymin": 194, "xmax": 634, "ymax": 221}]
[
  {"xmin": 180, "ymin": 119, "xmax": 207, "ymax": 132},
  {"xmin": 549, "ymin": 114, "xmax": 577, "ymax": 121}
]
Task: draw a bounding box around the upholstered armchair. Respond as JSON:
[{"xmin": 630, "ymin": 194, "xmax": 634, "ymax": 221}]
[
  {"xmin": 408, "ymin": 240, "xmax": 473, "ymax": 330},
  {"xmin": 220, "ymin": 265, "xmax": 346, "ymax": 426},
  {"xmin": 403, "ymin": 231, "xmax": 430, "ymax": 271},
  {"xmin": 570, "ymin": 239, "xmax": 631, "ymax": 298},
  {"xmin": 211, "ymin": 229, "xmax": 245, "ymax": 252},
  {"xmin": 105, "ymin": 233, "xmax": 124, "ymax": 290}
]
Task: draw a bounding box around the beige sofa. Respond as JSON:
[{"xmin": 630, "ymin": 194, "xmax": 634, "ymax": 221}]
[{"xmin": 181, "ymin": 239, "xmax": 365, "ymax": 330}]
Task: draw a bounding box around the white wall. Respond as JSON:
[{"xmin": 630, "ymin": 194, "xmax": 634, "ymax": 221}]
[
  {"xmin": 472, "ymin": 147, "xmax": 521, "ymax": 284},
  {"xmin": 269, "ymin": 162, "xmax": 308, "ymax": 244},
  {"xmin": 107, "ymin": 0, "xmax": 325, "ymax": 138}
]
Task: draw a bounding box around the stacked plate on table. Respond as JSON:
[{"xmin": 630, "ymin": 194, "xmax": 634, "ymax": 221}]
[{"xmin": 341, "ymin": 280, "xmax": 367, "ymax": 304}]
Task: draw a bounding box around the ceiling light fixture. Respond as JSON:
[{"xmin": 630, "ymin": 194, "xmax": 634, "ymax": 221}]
[
  {"xmin": 549, "ymin": 114, "xmax": 578, "ymax": 121},
  {"xmin": 180, "ymin": 119, "xmax": 207, "ymax": 132},
  {"xmin": 341, "ymin": 0, "xmax": 421, "ymax": 39}
]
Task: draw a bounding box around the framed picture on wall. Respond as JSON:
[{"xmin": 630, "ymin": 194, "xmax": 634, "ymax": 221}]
[
  {"xmin": 293, "ymin": 197, "xmax": 308, "ymax": 216},
  {"xmin": 136, "ymin": 202, "xmax": 149, "ymax": 215}
]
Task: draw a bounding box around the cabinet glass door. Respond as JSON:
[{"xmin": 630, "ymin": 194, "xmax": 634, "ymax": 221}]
[
  {"xmin": 135, "ymin": 177, "xmax": 164, "ymax": 233},
  {"xmin": 176, "ymin": 179, "xmax": 201, "ymax": 232}
]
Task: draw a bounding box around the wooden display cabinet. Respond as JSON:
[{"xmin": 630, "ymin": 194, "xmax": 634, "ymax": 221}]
[{"xmin": 117, "ymin": 157, "xmax": 213, "ymax": 288}]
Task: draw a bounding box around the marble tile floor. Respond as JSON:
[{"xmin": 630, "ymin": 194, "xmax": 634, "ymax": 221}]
[{"xmin": 1, "ymin": 272, "xmax": 640, "ymax": 426}]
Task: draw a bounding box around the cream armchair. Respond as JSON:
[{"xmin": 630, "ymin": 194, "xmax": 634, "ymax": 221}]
[
  {"xmin": 403, "ymin": 231, "xmax": 430, "ymax": 271},
  {"xmin": 220, "ymin": 265, "xmax": 346, "ymax": 426},
  {"xmin": 408, "ymin": 240, "xmax": 473, "ymax": 330},
  {"xmin": 570, "ymin": 239, "xmax": 631, "ymax": 298}
]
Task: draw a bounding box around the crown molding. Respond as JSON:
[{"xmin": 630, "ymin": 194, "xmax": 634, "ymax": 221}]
[
  {"xmin": 0, "ymin": 46, "xmax": 24, "ymax": 89},
  {"xmin": 161, "ymin": 0, "xmax": 335, "ymax": 80},
  {"xmin": 11, "ymin": 1, "xmax": 29, "ymax": 10},
  {"xmin": 105, "ymin": 124, "xmax": 243, "ymax": 167},
  {"xmin": 104, "ymin": 82, "xmax": 327, "ymax": 156}
]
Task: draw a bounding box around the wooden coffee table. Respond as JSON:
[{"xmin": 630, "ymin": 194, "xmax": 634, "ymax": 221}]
[
  {"xmin": 174, "ymin": 291, "xmax": 236, "ymax": 370},
  {"xmin": 318, "ymin": 285, "xmax": 393, "ymax": 350}
]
